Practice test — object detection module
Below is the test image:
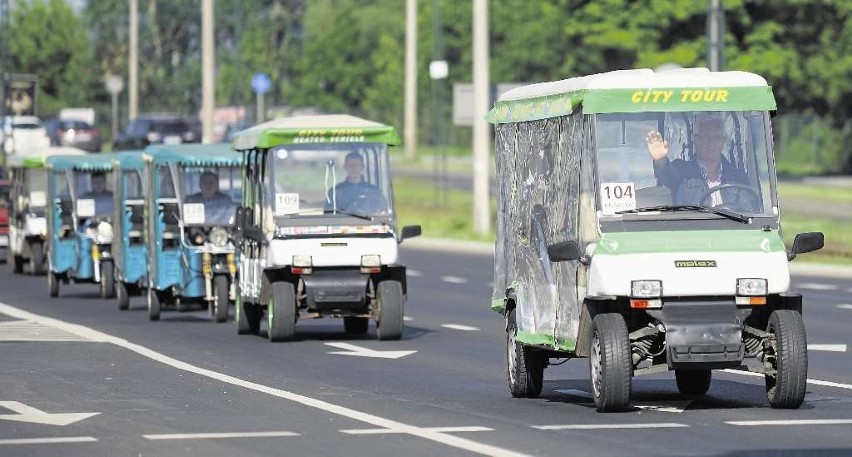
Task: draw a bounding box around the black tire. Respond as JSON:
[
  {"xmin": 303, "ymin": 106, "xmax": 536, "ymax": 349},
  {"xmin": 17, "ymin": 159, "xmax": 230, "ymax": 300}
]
[
  {"xmin": 589, "ymin": 313, "xmax": 632, "ymax": 412},
  {"xmin": 147, "ymin": 288, "xmax": 161, "ymax": 321},
  {"xmin": 376, "ymin": 280, "xmax": 404, "ymax": 341},
  {"xmin": 48, "ymin": 270, "xmax": 59, "ymax": 297},
  {"xmin": 213, "ymin": 275, "xmax": 230, "ymax": 323},
  {"xmin": 267, "ymin": 281, "xmax": 296, "ymax": 342},
  {"xmin": 117, "ymin": 281, "xmax": 130, "ymax": 310},
  {"xmin": 675, "ymin": 369, "xmax": 712, "ymax": 396},
  {"xmin": 765, "ymin": 309, "xmax": 808, "ymax": 409},
  {"xmin": 236, "ymin": 298, "xmax": 262, "ymax": 335},
  {"xmin": 344, "ymin": 316, "xmax": 369, "ymax": 334},
  {"xmin": 13, "ymin": 254, "xmax": 24, "ymax": 274},
  {"xmin": 29, "ymin": 241, "xmax": 44, "ymax": 275},
  {"xmin": 100, "ymin": 260, "xmax": 116, "ymax": 299},
  {"xmin": 506, "ymin": 308, "xmax": 545, "ymax": 398}
]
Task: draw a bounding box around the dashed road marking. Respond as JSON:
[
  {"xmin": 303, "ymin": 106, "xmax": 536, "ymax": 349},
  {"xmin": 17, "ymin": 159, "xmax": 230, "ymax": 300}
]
[
  {"xmin": 727, "ymin": 419, "xmax": 852, "ymax": 426},
  {"xmin": 144, "ymin": 431, "xmax": 300, "ymax": 440},
  {"xmin": 0, "ymin": 437, "xmax": 97, "ymax": 445},
  {"xmin": 341, "ymin": 426, "xmax": 493, "ymax": 435},
  {"xmin": 808, "ymin": 344, "xmax": 847, "ymax": 352},
  {"xmin": 407, "ymin": 269, "xmax": 422, "ymax": 277},
  {"xmin": 441, "ymin": 324, "xmax": 480, "ymax": 332},
  {"xmin": 721, "ymin": 369, "xmax": 852, "ymax": 391},
  {"xmin": 442, "ymin": 276, "xmax": 468, "ymax": 284},
  {"xmin": 0, "ymin": 301, "xmax": 527, "ymax": 457},
  {"xmin": 796, "ymin": 283, "xmax": 838, "ymax": 291},
  {"xmin": 838, "ymin": 304, "xmax": 852, "ymax": 310},
  {"xmin": 0, "ymin": 320, "xmax": 93, "ymax": 343},
  {"xmin": 403, "ymin": 316, "xmax": 413, "ymax": 322},
  {"xmin": 533, "ymin": 423, "xmax": 688, "ymax": 430}
]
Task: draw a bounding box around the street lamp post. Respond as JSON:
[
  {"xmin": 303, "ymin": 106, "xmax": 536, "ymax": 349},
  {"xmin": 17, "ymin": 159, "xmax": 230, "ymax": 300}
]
[{"xmin": 104, "ymin": 75, "xmax": 124, "ymax": 145}]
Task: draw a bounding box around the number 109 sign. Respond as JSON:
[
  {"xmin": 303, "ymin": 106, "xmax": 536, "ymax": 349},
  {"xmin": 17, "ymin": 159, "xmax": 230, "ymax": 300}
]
[{"xmin": 601, "ymin": 182, "xmax": 636, "ymax": 215}]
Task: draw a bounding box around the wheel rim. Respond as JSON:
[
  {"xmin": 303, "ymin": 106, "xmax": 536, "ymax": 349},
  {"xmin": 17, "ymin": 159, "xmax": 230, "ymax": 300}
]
[
  {"xmin": 507, "ymin": 321, "xmax": 518, "ymax": 386},
  {"xmin": 591, "ymin": 330, "xmax": 603, "ymax": 399},
  {"xmin": 765, "ymin": 324, "xmax": 779, "ymax": 393}
]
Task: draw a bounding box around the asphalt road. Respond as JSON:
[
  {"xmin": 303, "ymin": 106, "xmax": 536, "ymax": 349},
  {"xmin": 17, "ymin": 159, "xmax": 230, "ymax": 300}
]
[{"xmin": 0, "ymin": 246, "xmax": 851, "ymax": 456}]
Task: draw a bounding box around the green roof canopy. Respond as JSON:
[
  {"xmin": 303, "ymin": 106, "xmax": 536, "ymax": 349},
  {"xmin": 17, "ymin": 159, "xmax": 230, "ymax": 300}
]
[
  {"xmin": 6, "ymin": 147, "xmax": 88, "ymax": 169},
  {"xmin": 487, "ymin": 68, "xmax": 777, "ymax": 124},
  {"xmin": 47, "ymin": 153, "xmax": 114, "ymax": 172},
  {"xmin": 112, "ymin": 150, "xmax": 147, "ymax": 170},
  {"xmin": 232, "ymin": 114, "xmax": 401, "ymax": 150}
]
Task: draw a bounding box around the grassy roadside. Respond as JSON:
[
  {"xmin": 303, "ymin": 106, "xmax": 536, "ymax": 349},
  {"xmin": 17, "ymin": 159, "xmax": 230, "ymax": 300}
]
[{"xmin": 393, "ymin": 176, "xmax": 852, "ymax": 265}]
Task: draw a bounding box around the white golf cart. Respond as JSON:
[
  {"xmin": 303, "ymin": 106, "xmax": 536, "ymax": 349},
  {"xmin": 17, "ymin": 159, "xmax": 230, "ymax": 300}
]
[
  {"xmin": 488, "ymin": 68, "xmax": 823, "ymax": 411},
  {"xmin": 232, "ymin": 115, "xmax": 421, "ymax": 341}
]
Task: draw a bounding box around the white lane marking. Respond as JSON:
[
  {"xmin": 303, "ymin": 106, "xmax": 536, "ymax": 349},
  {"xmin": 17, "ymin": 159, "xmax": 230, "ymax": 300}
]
[
  {"xmin": 727, "ymin": 419, "xmax": 852, "ymax": 426},
  {"xmin": 324, "ymin": 342, "xmax": 417, "ymax": 359},
  {"xmin": 0, "ymin": 436, "xmax": 97, "ymax": 445},
  {"xmin": 0, "ymin": 401, "xmax": 100, "ymax": 426},
  {"xmin": 838, "ymin": 304, "xmax": 852, "ymax": 310},
  {"xmin": 0, "ymin": 302, "xmax": 527, "ymax": 457},
  {"xmin": 407, "ymin": 269, "xmax": 422, "ymax": 277},
  {"xmin": 403, "ymin": 316, "xmax": 414, "ymax": 322},
  {"xmin": 721, "ymin": 369, "xmax": 852, "ymax": 390},
  {"xmin": 808, "ymin": 344, "xmax": 848, "ymax": 352},
  {"xmin": 0, "ymin": 320, "xmax": 92, "ymax": 342},
  {"xmin": 442, "ymin": 276, "xmax": 468, "ymax": 284},
  {"xmin": 533, "ymin": 423, "xmax": 688, "ymax": 430},
  {"xmin": 634, "ymin": 404, "xmax": 687, "ymax": 414},
  {"xmin": 441, "ymin": 324, "xmax": 481, "ymax": 332},
  {"xmin": 796, "ymin": 283, "xmax": 838, "ymax": 291},
  {"xmin": 341, "ymin": 426, "xmax": 493, "ymax": 435},
  {"xmin": 555, "ymin": 389, "xmax": 593, "ymax": 400},
  {"xmin": 144, "ymin": 431, "xmax": 300, "ymax": 440}
]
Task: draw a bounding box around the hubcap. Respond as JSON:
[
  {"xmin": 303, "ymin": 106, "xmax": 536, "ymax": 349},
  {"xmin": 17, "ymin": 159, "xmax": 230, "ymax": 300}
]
[{"xmin": 591, "ymin": 331, "xmax": 603, "ymax": 399}]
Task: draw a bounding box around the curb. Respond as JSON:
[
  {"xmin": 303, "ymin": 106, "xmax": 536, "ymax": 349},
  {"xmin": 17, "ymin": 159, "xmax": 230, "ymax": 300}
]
[{"xmin": 402, "ymin": 237, "xmax": 852, "ymax": 279}]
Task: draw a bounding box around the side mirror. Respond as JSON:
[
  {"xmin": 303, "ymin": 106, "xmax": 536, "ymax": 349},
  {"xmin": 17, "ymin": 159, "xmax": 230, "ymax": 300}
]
[
  {"xmin": 400, "ymin": 225, "xmax": 422, "ymax": 242},
  {"xmin": 547, "ymin": 240, "xmax": 581, "ymax": 262},
  {"xmin": 789, "ymin": 232, "xmax": 824, "ymax": 259}
]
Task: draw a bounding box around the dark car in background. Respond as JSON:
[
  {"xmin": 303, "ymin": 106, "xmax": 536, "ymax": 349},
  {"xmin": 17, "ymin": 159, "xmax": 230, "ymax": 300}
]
[
  {"xmin": 112, "ymin": 115, "xmax": 199, "ymax": 150},
  {"xmin": 44, "ymin": 118, "xmax": 103, "ymax": 152}
]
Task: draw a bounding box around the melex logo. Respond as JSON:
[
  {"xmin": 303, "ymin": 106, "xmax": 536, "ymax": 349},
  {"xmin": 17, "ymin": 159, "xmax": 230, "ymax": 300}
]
[{"xmin": 674, "ymin": 260, "xmax": 717, "ymax": 268}]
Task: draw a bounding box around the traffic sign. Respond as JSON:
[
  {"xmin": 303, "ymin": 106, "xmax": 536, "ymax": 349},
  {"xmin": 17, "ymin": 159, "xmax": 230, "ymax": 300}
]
[{"xmin": 251, "ymin": 72, "xmax": 272, "ymax": 94}]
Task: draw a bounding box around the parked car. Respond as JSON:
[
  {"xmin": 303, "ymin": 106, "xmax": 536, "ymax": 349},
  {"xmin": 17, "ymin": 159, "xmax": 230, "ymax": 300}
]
[
  {"xmin": 2, "ymin": 116, "xmax": 51, "ymax": 155},
  {"xmin": 44, "ymin": 118, "xmax": 103, "ymax": 152},
  {"xmin": 112, "ymin": 115, "xmax": 198, "ymax": 150}
]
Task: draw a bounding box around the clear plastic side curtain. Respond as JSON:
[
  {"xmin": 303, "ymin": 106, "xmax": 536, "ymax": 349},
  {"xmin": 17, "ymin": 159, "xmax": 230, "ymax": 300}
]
[{"xmin": 493, "ymin": 111, "xmax": 590, "ymax": 349}]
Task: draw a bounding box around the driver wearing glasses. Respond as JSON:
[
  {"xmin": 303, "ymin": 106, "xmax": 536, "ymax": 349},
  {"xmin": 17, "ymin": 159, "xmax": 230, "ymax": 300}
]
[{"xmin": 646, "ymin": 115, "xmax": 750, "ymax": 209}]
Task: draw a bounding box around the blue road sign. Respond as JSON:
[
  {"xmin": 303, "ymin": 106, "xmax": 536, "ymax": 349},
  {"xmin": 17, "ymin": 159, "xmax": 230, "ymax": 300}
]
[{"xmin": 251, "ymin": 72, "xmax": 271, "ymax": 94}]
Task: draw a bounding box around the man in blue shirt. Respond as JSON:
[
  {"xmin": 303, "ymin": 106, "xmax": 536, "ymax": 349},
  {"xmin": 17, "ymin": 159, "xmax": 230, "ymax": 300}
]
[
  {"xmin": 646, "ymin": 115, "xmax": 754, "ymax": 209},
  {"xmin": 185, "ymin": 171, "xmax": 236, "ymax": 225},
  {"xmin": 325, "ymin": 152, "xmax": 387, "ymax": 215}
]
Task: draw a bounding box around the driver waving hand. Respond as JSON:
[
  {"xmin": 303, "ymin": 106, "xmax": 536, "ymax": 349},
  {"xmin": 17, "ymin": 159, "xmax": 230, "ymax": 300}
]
[
  {"xmin": 646, "ymin": 115, "xmax": 750, "ymax": 208},
  {"xmin": 325, "ymin": 152, "xmax": 388, "ymax": 214}
]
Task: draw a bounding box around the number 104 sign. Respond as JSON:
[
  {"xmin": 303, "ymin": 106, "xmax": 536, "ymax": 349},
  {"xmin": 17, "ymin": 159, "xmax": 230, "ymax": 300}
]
[{"xmin": 601, "ymin": 182, "xmax": 636, "ymax": 215}]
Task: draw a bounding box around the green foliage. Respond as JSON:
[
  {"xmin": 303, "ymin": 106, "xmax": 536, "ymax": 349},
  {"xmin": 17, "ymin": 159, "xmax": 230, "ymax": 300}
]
[{"xmin": 9, "ymin": 0, "xmax": 97, "ymax": 116}]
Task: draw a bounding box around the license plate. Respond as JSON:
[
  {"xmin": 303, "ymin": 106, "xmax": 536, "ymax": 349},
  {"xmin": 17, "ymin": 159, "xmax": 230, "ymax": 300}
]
[{"xmin": 164, "ymin": 135, "xmax": 182, "ymax": 144}]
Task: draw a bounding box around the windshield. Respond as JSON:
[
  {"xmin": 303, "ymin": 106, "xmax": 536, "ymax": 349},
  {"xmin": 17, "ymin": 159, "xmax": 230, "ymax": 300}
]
[
  {"xmin": 595, "ymin": 111, "xmax": 774, "ymax": 219},
  {"xmin": 269, "ymin": 142, "xmax": 393, "ymax": 223},
  {"xmin": 73, "ymin": 170, "xmax": 114, "ymax": 218},
  {"xmin": 25, "ymin": 169, "xmax": 48, "ymax": 215},
  {"xmin": 178, "ymin": 165, "xmax": 241, "ymax": 226}
]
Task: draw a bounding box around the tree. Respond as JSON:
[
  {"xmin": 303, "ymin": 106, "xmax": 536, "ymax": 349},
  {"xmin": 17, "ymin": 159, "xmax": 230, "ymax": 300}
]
[{"xmin": 9, "ymin": 0, "xmax": 97, "ymax": 116}]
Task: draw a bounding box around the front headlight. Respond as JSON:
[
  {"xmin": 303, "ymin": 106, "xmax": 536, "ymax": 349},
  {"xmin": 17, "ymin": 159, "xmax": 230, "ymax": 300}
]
[
  {"xmin": 209, "ymin": 227, "xmax": 229, "ymax": 247},
  {"xmin": 737, "ymin": 278, "xmax": 767, "ymax": 296},
  {"xmin": 361, "ymin": 254, "xmax": 381, "ymax": 267},
  {"xmin": 292, "ymin": 255, "xmax": 312, "ymax": 267},
  {"xmin": 631, "ymin": 280, "xmax": 662, "ymax": 298},
  {"xmin": 86, "ymin": 226, "xmax": 97, "ymax": 238},
  {"xmin": 97, "ymin": 221, "xmax": 114, "ymax": 243}
]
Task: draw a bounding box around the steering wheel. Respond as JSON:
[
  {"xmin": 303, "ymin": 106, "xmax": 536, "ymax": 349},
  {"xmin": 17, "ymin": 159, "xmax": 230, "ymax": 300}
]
[
  {"xmin": 344, "ymin": 193, "xmax": 385, "ymax": 214},
  {"xmin": 698, "ymin": 183, "xmax": 761, "ymax": 211}
]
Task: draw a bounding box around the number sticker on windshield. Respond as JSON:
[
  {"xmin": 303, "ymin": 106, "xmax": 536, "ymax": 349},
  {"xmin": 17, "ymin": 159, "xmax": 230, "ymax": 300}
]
[
  {"xmin": 183, "ymin": 203, "xmax": 205, "ymax": 224},
  {"xmin": 275, "ymin": 193, "xmax": 300, "ymax": 215},
  {"xmin": 601, "ymin": 182, "xmax": 636, "ymax": 215},
  {"xmin": 29, "ymin": 191, "xmax": 46, "ymax": 207},
  {"xmin": 76, "ymin": 199, "xmax": 96, "ymax": 218}
]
